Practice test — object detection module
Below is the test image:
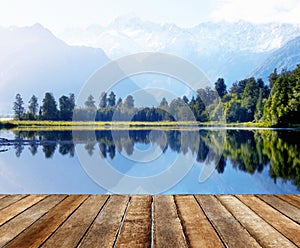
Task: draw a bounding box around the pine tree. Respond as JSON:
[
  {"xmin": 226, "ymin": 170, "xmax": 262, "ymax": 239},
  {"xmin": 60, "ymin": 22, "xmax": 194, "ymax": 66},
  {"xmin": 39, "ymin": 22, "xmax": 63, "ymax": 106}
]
[
  {"xmin": 99, "ymin": 92, "xmax": 107, "ymax": 108},
  {"xmin": 13, "ymin": 93, "xmax": 25, "ymax": 120},
  {"xmin": 124, "ymin": 95, "xmax": 134, "ymax": 109},
  {"xmin": 59, "ymin": 94, "xmax": 75, "ymax": 120},
  {"xmin": 108, "ymin": 91, "xmax": 116, "ymax": 107},
  {"xmin": 215, "ymin": 78, "xmax": 227, "ymax": 98},
  {"xmin": 85, "ymin": 95, "xmax": 96, "ymax": 109},
  {"xmin": 41, "ymin": 92, "xmax": 58, "ymax": 120},
  {"xmin": 28, "ymin": 95, "xmax": 38, "ymax": 116}
]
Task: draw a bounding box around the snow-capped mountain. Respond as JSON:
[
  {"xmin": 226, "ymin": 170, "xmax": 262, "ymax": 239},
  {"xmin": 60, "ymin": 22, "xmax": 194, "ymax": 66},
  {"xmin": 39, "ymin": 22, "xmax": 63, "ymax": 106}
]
[
  {"xmin": 252, "ymin": 35, "xmax": 300, "ymax": 81},
  {"xmin": 60, "ymin": 17, "xmax": 300, "ymax": 84},
  {"xmin": 0, "ymin": 24, "xmax": 110, "ymax": 115}
]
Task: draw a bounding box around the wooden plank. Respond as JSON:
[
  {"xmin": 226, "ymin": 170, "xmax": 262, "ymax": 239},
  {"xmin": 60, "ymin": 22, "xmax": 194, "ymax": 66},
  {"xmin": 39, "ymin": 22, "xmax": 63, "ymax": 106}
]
[
  {"xmin": 78, "ymin": 195, "xmax": 129, "ymax": 248},
  {"xmin": 257, "ymin": 195, "xmax": 300, "ymax": 225},
  {"xmin": 217, "ymin": 195, "xmax": 297, "ymax": 248},
  {"xmin": 153, "ymin": 195, "xmax": 188, "ymax": 248},
  {"xmin": 195, "ymin": 195, "xmax": 261, "ymax": 248},
  {"xmin": 0, "ymin": 195, "xmax": 7, "ymax": 200},
  {"xmin": 0, "ymin": 195, "xmax": 66, "ymax": 247},
  {"xmin": 276, "ymin": 194, "xmax": 300, "ymax": 209},
  {"xmin": 115, "ymin": 195, "xmax": 152, "ymax": 247},
  {"xmin": 43, "ymin": 195, "xmax": 108, "ymax": 248},
  {"xmin": 0, "ymin": 195, "xmax": 27, "ymax": 211},
  {"xmin": 4, "ymin": 195, "xmax": 88, "ymax": 248},
  {"xmin": 237, "ymin": 195, "xmax": 300, "ymax": 246},
  {"xmin": 174, "ymin": 195, "xmax": 224, "ymax": 248},
  {"xmin": 0, "ymin": 194, "xmax": 47, "ymax": 226}
]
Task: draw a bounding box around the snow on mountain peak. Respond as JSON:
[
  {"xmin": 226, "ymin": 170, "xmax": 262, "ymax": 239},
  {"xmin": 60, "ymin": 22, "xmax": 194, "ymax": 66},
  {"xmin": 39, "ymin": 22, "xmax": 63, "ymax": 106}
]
[{"xmin": 60, "ymin": 17, "xmax": 300, "ymax": 59}]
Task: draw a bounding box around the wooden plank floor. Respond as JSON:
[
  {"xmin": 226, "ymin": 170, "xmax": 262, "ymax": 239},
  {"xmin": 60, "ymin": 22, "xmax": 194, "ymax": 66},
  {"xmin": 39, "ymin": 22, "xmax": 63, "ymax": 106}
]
[{"xmin": 0, "ymin": 195, "xmax": 299, "ymax": 248}]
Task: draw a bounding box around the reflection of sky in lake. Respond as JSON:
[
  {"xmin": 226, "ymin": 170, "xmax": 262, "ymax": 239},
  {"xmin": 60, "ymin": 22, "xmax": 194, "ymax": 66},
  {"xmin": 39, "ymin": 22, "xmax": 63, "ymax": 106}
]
[
  {"xmin": 0, "ymin": 145, "xmax": 106, "ymax": 194},
  {"xmin": 0, "ymin": 129, "xmax": 299, "ymax": 194}
]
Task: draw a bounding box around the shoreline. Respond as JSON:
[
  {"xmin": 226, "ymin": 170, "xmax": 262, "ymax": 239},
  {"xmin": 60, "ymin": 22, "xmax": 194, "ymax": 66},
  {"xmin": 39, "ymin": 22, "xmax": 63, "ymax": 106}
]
[{"xmin": 1, "ymin": 120, "xmax": 300, "ymax": 130}]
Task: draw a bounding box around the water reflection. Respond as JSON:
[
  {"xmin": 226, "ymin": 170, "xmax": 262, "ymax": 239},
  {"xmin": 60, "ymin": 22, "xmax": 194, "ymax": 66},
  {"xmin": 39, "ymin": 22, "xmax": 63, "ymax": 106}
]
[{"xmin": 0, "ymin": 129, "xmax": 300, "ymax": 190}]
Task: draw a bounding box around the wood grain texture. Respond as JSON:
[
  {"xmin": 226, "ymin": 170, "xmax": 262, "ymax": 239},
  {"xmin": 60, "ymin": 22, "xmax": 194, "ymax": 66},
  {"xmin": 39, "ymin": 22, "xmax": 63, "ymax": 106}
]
[
  {"xmin": 115, "ymin": 195, "xmax": 152, "ymax": 248},
  {"xmin": 257, "ymin": 195, "xmax": 300, "ymax": 225},
  {"xmin": 217, "ymin": 195, "xmax": 297, "ymax": 248},
  {"xmin": 0, "ymin": 194, "xmax": 47, "ymax": 225},
  {"xmin": 236, "ymin": 195, "xmax": 300, "ymax": 246},
  {"xmin": 195, "ymin": 195, "xmax": 261, "ymax": 248},
  {"xmin": 276, "ymin": 194, "xmax": 300, "ymax": 209},
  {"xmin": 153, "ymin": 195, "xmax": 188, "ymax": 248},
  {"xmin": 0, "ymin": 195, "xmax": 66, "ymax": 247},
  {"xmin": 0, "ymin": 195, "xmax": 26, "ymax": 211},
  {"xmin": 0, "ymin": 194, "xmax": 298, "ymax": 248},
  {"xmin": 78, "ymin": 195, "xmax": 129, "ymax": 248},
  {"xmin": 43, "ymin": 195, "xmax": 108, "ymax": 248},
  {"xmin": 175, "ymin": 195, "xmax": 224, "ymax": 248},
  {"xmin": 4, "ymin": 195, "xmax": 88, "ymax": 248}
]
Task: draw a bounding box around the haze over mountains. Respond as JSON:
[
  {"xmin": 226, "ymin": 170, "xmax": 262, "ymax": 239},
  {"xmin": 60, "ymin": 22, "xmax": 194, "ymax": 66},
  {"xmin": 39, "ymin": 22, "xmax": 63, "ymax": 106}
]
[
  {"xmin": 0, "ymin": 24, "xmax": 109, "ymax": 115},
  {"xmin": 1, "ymin": 17, "xmax": 300, "ymax": 115},
  {"xmin": 61, "ymin": 17, "xmax": 300, "ymax": 82}
]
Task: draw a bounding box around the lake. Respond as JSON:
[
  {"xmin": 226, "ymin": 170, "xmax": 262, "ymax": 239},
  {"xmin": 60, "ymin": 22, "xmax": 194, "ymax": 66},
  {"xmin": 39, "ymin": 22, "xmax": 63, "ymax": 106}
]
[{"xmin": 0, "ymin": 128, "xmax": 299, "ymax": 194}]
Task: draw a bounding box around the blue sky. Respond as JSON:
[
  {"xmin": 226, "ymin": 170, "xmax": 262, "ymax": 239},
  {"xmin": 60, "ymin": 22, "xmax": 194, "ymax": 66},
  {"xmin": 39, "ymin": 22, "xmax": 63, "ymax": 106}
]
[{"xmin": 0, "ymin": 0, "xmax": 300, "ymax": 35}]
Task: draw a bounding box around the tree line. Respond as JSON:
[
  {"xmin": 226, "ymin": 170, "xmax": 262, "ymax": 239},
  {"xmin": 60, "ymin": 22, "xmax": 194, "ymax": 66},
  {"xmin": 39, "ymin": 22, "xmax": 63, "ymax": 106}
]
[
  {"xmin": 7, "ymin": 129, "xmax": 300, "ymax": 189},
  {"xmin": 12, "ymin": 65, "xmax": 300, "ymax": 126}
]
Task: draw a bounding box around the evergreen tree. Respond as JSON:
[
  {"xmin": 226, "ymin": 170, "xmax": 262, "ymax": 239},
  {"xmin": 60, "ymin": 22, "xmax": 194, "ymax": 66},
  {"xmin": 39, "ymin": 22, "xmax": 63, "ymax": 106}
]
[
  {"xmin": 85, "ymin": 95, "xmax": 96, "ymax": 109},
  {"xmin": 263, "ymin": 67, "xmax": 299, "ymax": 126},
  {"xmin": 108, "ymin": 91, "xmax": 116, "ymax": 107},
  {"xmin": 268, "ymin": 68, "xmax": 278, "ymax": 89},
  {"xmin": 28, "ymin": 95, "xmax": 38, "ymax": 116},
  {"xmin": 99, "ymin": 92, "xmax": 107, "ymax": 108},
  {"xmin": 197, "ymin": 87, "xmax": 217, "ymax": 105},
  {"xmin": 41, "ymin": 92, "xmax": 58, "ymax": 120},
  {"xmin": 182, "ymin": 95, "xmax": 189, "ymax": 104},
  {"xmin": 159, "ymin": 97, "xmax": 168, "ymax": 108},
  {"xmin": 59, "ymin": 94, "xmax": 75, "ymax": 121},
  {"xmin": 215, "ymin": 78, "xmax": 227, "ymax": 98},
  {"xmin": 13, "ymin": 93, "xmax": 25, "ymax": 120},
  {"xmin": 241, "ymin": 77, "xmax": 259, "ymax": 121},
  {"xmin": 116, "ymin": 97, "xmax": 122, "ymax": 106},
  {"xmin": 254, "ymin": 89, "xmax": 264, "ymax": 122},
  {"xmin": 230, "ymin": 79, "xmax": 248, "ymax": 98},
  {"xmin": 124, "ymin": 95, "xmax": 134, "ymax": 109}
]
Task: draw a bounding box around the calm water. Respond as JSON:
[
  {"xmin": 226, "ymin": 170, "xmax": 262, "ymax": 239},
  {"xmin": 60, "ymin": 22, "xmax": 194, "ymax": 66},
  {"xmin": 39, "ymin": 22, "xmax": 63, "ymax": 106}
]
[{"xmin": 0, "ymin": 128, "xmax": 299, "ymax": 194}]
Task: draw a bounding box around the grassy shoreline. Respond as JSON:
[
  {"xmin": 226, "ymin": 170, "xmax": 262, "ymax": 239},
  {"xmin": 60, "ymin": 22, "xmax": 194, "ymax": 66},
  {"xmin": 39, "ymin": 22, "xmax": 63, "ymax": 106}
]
[{"xmin": 1, "ymin": 119, "xmax": 300, "ymax": 130}]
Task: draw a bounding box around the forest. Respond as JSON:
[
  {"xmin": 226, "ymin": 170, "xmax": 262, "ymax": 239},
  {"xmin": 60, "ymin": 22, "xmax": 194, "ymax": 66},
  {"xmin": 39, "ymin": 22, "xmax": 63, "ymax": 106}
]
[{"xmin": 12, "ymin": 65, "xmax": 300, "ymax": 126}]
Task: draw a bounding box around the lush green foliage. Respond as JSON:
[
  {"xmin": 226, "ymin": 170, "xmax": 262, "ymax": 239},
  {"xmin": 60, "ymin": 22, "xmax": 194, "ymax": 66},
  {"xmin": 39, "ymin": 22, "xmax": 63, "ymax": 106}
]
[
  {"xmin": 263, "ymin": 65, "xmax": 300, "ymax": 126},
  {"xmin": 10, "ymin": 66, "xmax": 300, "ymax": 125}
]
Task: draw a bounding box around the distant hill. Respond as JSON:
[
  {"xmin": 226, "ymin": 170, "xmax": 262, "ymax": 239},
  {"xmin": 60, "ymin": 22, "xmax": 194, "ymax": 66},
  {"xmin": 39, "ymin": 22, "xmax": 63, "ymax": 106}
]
[
  {"xmin": 0, "ymin": 24, "xmax": 110, "ymax": 115},
  {"xmin": 251, "ymin": 35, "xmax": 300, "ymax": 82}
]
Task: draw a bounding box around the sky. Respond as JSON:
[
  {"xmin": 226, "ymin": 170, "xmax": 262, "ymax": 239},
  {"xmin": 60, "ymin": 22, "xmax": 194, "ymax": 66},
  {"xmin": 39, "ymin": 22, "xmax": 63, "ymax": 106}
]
[{"xmin": 0, "ymin": 0, "xmax": 300, "ymax": 35}]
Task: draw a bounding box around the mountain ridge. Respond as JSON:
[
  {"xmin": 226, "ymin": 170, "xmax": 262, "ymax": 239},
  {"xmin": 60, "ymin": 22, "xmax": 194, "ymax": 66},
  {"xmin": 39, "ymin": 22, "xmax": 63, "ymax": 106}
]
[
  {"xmin": 0, "ymin": 24, "xmax": 110, "ymax": 115},
  {"xmin": 60, "ymin": 17, "xmax": 300, "ymax": 84},
  {"xmin": 251, "ymin": 35, "xmax": 300, "ymax": 81}
]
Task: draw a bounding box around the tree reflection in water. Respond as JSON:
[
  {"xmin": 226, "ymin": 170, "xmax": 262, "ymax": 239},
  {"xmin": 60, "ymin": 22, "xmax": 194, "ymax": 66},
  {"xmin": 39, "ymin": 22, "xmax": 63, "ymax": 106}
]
[{"xmin": 1, "ymin": 129, "xmax": 299, "ymax": 189}]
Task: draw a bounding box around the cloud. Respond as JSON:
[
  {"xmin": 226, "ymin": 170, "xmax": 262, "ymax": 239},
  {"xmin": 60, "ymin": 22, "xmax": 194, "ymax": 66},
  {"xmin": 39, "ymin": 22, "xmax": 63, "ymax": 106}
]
[{"xmin": 211, "ymin": 0, "xmax": 300, "ymax": 23}]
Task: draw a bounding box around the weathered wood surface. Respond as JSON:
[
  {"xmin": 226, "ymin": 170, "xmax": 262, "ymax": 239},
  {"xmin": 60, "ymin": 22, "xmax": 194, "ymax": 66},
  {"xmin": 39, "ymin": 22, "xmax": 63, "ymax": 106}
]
[{"xmin": 0, "ymin": 194, "xmax": 299, "ymax": 248}]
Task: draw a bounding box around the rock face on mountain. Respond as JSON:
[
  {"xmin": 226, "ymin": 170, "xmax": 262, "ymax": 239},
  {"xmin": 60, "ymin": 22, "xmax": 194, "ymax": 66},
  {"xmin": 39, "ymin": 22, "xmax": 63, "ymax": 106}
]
[
  {"xmin": 251, "ymin": 35, "xmax": 300, "ymax": 82},
  {"xmin": 0, "ymin": 24, "xmax": 109, "ymax": 115}
]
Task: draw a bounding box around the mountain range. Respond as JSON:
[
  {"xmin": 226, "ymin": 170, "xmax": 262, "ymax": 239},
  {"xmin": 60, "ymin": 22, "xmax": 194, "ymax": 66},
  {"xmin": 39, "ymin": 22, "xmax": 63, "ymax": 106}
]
[
  {"xmin": 0, "ymin": 24, "xmax": 109, "ymax": 115},
  {"xmin": 251, "ymin": 35, "xmax": 300, "ymax": 80},
  {"xmin": 1, "ymin": 18, "xmax": 300, "ymax": 115},
  {"xmin": 61, "ymin": 17, "xmax": 300, "ymax": 83}
]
